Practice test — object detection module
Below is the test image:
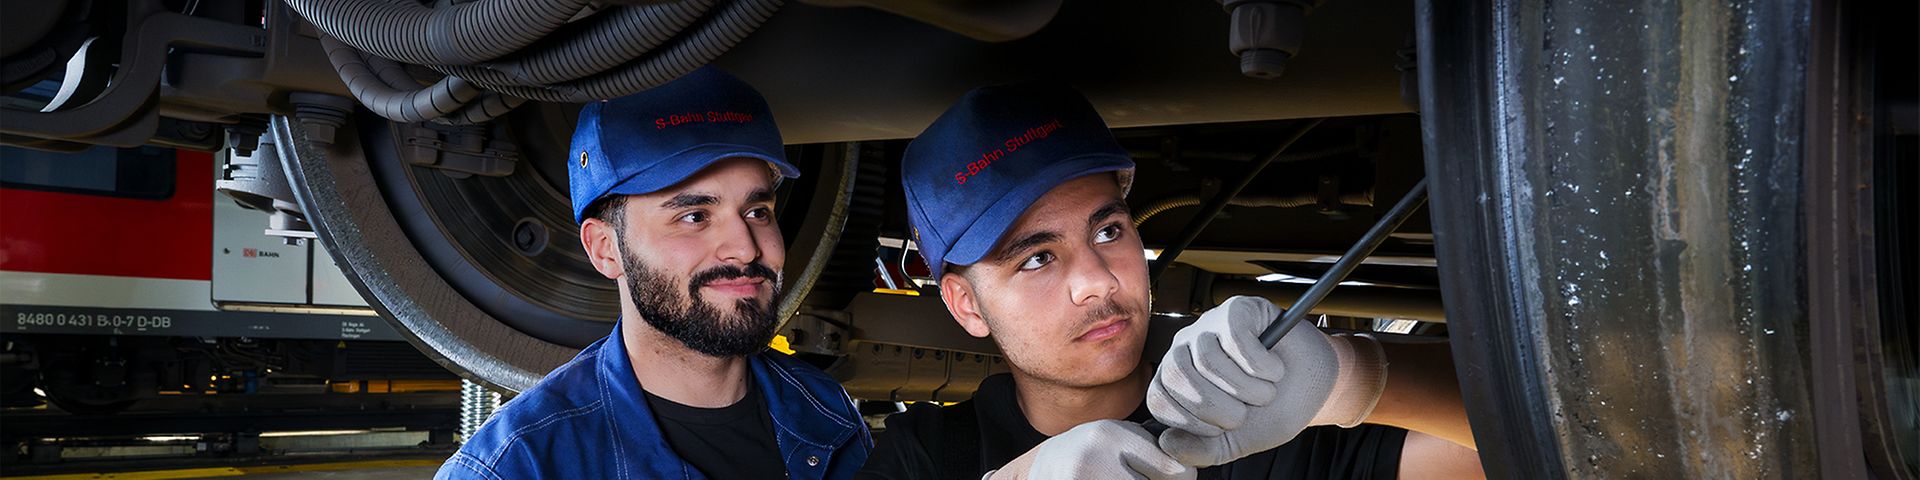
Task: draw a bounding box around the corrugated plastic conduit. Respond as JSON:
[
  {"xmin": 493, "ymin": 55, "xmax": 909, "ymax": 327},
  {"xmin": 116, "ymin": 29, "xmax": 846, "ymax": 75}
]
[{"xmin": 288, "ymin": 0, "xmax": 783, "ymax": 124}]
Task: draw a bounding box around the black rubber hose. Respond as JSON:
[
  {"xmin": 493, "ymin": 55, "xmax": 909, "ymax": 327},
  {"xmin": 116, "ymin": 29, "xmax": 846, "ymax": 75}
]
[
  {"xmin": 430, "ymin": 0, "xmax": 718, "ymax": 87},
  {"xmin": 468, "ymin": 0, "xmax": 784, "ymax": 103},
  {"xmin": 321, "ymin": 35, "xmax": 483, "ymax": 124},
  {"xmin": 357, "ymin": 47, "xmax": 426, "ymax": 92},
  {"xmin": 347, "ymin": 38, "xmax": 526, "ymax": 126},
  {"xmin": 286, "ymin": 0, "xmax": 592, "ymax": 66},
  {"xmin": 301, "ymin": 0, "xmax": 781, "ymax": 122},
  {"xmin": 438, "ymin": 93, "xmax": 528, "ymax": 126}
]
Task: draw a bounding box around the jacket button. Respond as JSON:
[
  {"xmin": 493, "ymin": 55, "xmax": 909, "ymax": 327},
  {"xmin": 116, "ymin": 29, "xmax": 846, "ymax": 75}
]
[{"xmin": 806, "ymin": 455, "xmax": 820, "ymax": 467}]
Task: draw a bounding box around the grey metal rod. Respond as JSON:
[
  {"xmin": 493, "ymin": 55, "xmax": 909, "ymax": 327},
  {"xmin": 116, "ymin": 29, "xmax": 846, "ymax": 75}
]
[
  {"xmin": 1256, "ymin": 178, "xmax": 1429, "ymax": 347},
  {"xmin": 1149, "ymin": 118, "xmax": 1325, "ymax": 283},
  {"xmin": 1208, "ymin": 279, "xmax": 1446, "ymax": 322},
  {"xmin": 1143, "ymin": 179, "xmax": 1429, "ymax": 437}
]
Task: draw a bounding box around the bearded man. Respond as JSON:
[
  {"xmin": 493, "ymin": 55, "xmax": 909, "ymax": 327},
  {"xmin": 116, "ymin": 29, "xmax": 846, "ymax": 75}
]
[{"xmin": 438, "ymin": 67, "xmax": 870, "ymax": 480}]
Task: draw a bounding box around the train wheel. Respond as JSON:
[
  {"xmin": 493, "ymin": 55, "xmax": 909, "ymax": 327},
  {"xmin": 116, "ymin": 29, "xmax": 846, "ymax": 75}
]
[
  {"xmin": 1416, "ymin": 0, "xmax": 1916, "ymax": 476},
  {"xmin": 277, "ymin": 103, "xmax": 863, "ymax": 393}
]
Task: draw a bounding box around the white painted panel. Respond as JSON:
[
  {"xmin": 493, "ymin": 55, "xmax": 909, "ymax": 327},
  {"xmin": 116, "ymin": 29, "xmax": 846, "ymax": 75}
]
[
  {"xmin": 309, "ymin": 243, "xmax": 368, "ymax": 307},
  {"xmin": 0, "ymin": 271, "xmax": 215, "ymax": 310},
  {"xmin": 210, "ymin": 175, "xmax": 309, "ymax": 305}
]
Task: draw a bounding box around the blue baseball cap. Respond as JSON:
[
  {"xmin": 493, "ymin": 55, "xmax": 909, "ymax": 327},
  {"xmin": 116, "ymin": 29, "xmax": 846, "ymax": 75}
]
[
  {"xmin": 568, "ymin": 67, "xmax": 799, "ymax": 223},
  {"xmin": 902, "ymin": 82, "xmax": 1135, "ymax": 278}
]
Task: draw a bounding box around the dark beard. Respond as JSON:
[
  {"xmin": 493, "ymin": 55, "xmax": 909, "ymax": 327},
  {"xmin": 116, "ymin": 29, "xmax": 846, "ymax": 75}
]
[{"xmin": 621, "ymin": 247, "xmax": 782, "ymax": 357}]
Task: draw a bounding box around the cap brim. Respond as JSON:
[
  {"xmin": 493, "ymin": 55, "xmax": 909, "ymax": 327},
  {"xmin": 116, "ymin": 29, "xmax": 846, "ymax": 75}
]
[
  {"xmin": 940, "ymin": 154, "xmax": 1134, "ymax": 272},
  {"xmin": 601, "ymin": 143, "xmax": 799, "ymax": 199}
]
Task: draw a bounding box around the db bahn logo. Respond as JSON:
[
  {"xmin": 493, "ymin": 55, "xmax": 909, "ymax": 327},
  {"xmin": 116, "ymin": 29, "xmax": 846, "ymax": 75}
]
[{"xmin": 241, "ymin": 248, "xmax": 280, "ymax": 258}]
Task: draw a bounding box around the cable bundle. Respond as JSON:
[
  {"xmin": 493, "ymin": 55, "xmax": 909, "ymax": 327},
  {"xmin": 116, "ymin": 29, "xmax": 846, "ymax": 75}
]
[{"xmin": 289, "ymin": 0, "xmax": 783, "ymax": 124}]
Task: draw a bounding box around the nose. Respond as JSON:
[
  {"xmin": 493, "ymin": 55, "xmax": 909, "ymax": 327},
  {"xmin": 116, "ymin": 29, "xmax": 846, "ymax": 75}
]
[
  {"xmin": 712, "ymin": 215, "xmax": 763, "ymax": 266},
  {"xmin": 1065, "ymin": 250, "xmax": 1121, "ymax": 308}
]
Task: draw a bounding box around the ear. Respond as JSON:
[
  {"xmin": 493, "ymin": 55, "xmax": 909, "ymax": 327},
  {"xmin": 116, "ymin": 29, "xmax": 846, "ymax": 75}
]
[
  {"xmin": 939, "ymin": 272, "xmax": 992, "ymax": 338},
  {"xmin": 579, "ymin": 218, "xmax": 625, "ymax": 280}
]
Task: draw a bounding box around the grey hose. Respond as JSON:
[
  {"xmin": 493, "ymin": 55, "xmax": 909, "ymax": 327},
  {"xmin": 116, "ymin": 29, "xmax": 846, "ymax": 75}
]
[
  {"xmin": 321, "ymin": 35, "xmax": 484, "ymax": 124},
  {"xmin": 298, "ymin": 0, "xmax": 783, "ymax": 123},
  {"xmin": 468, "ymin": 0, "xmax": 784, "ymax": 103},
  {"xmin": 334, "ymin": 36, "xmax": 524, "ymax": 125},
  {"xmin": 357, "ymin": 47, "xmax": 425, "ymax": 93},
  {"xmin": 1134, "ymin": 196, "xmax": 1205, "ymax": 227},
  {"xmin": 1133, "ymin": 192, "xmax": 1374, "ymax": 227},
  {"xmin": 431, "ymin": 0, "xmax": 719, "ymax": 87},
  {"xmin": 286, "ymin": 0, "xmax": 592, "ymax": 66},
  {"xmin": 440, "ymin": 93, "xmax": 527, "ymax": 126}
]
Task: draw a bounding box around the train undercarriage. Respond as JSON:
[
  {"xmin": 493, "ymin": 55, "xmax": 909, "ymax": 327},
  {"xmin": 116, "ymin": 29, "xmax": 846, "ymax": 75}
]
[{"xmin": 2, "ymin": 0, "xmax": 1914, "ymax": 476}]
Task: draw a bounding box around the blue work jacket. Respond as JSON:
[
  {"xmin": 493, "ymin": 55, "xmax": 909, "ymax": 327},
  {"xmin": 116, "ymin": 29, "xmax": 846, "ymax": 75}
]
[{"xmin": 436, "ymin": 325, "xmax": 872, "ymax": 479}]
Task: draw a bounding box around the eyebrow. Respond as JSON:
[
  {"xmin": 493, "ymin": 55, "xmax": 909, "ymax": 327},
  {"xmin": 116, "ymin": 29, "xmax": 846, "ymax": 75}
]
[
  {"xmin": 658, "ymin": 188, "xmax": 775, "ymax": 210},
  {"xmin": 746, "ymin": 188, "xmax": 774, "ymax": 204},
  {"xmin": 1088, "ymin": 200, "xmax": 1131, "ymax": 228},
  {"xmin": 989, "ymin": 231, "xmax": 1061, "ymax": 265},
  {"xmin": 660, "ymin": 193, "xmax": 717, "ymax": 209}
]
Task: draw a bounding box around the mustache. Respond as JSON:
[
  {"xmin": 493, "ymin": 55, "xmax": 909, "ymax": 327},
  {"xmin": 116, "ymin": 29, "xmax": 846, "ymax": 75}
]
[
  {"xmin": 1073, "ymin": 298, "xmax": 1140, "ymax": 332},
  {"xmin": 622, "ymin": 254, "xmax": 781, "ymax": 358},
  {"xmin": 687, "ymin": 262, "xmax": 779, "ymax": 290}
]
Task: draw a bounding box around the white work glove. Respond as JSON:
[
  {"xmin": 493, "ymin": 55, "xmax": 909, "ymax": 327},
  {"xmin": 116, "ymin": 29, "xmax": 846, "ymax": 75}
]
[
  {"xmin": 1147, "ymin": 295, "xmax": 1388, "ymax": 467},
  {"xmin": 994, "ymin": 420, "xmax": 1197, "ymax": 480}
]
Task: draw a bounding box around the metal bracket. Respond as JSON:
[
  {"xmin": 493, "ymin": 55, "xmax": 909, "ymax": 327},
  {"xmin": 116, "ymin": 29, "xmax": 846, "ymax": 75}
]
[
  {"xmin": 398, "ymin": 123, "xmax": 520, "ymax": 178},
  {"xmin": 782, "ymin": 309, "xmax": 851, "ymax": 356},
  {"xmin": 1315, "ymin": 173, "xmax": 1350, "ymax": 219},
  {"xmin": 0, "ymin": 12, "xmax": 267, "ymax": 145}
]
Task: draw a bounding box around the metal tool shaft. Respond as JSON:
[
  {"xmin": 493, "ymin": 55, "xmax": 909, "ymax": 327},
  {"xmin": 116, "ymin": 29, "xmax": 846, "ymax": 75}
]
[
  {"xmin": 1143, "ymin": 178, "xmax": 1429, "ymax": 437},
  {"xmin": 1255, "ymin": 178, "xmax": 1430, "ymax": 348}
]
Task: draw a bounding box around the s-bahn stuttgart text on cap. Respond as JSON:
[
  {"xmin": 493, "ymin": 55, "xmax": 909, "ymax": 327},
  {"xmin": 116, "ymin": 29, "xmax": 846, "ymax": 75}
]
[
  {"xmin": 901, "ymin": 82, "xmax": 1134, "ymax": 278},
  {"xmin": 568, "ymin": 66, "xmax": 799, "ymax": 223}
]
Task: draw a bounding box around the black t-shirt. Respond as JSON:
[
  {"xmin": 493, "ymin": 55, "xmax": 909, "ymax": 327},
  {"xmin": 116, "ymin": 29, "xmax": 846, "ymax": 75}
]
[
  {"xmin": 856, "ymin": 374, "xmax": 1407, "ymax": 480},
  {"xmin": 644, "ymin": 381, "xmax": 787, "ymax": 479}
]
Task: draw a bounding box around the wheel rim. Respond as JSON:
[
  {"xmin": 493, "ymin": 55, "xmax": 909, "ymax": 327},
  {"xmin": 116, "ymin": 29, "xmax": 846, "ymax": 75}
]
[{"xmin": 279, "ymin": 104, "xmax": 858, "ymax": 392}]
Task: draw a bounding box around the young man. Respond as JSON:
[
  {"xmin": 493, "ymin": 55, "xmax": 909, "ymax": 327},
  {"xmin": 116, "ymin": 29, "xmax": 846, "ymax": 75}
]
[
  {"xmin": 437, "ymin": 67, "xmax": 870, "ymax": 479},
  {"xmin": 859, "ymin": 83, "xmax": 1482, "ymax": 479}
]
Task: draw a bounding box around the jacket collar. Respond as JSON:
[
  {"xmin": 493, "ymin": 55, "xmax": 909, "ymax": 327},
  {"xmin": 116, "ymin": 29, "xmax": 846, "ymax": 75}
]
[
  {"xmin": 593, "ymin": 323, "xmax": 697, "ymax": 478},
  {"xmin": 593, "ymin": 320, "xmax": 860, "ymax": 476},
  {"xmin": 747, "ymin": 346, "xmax": 862, "ymax": 451}
]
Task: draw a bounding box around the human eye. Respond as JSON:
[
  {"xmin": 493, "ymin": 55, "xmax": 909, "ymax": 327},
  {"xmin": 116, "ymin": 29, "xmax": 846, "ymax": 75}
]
[
  {"xmin": 678, "ymin": 211, "xmax": 709, "ymax": 224},
  {"xmin": 744, "ymin": 206, "xmax": 774, "ymax": 222},
  {"xmin": 1093, "ymin": 223, "xmax": 1123, "ymax": 244},
  {"xmin": 1018, "ymin": 251, "xmax": 1055, "ymax": 271}
]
